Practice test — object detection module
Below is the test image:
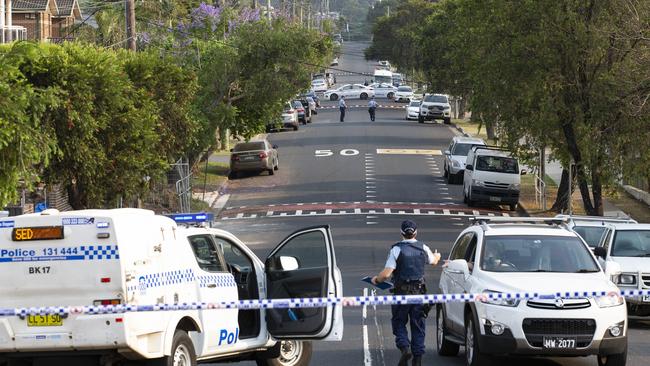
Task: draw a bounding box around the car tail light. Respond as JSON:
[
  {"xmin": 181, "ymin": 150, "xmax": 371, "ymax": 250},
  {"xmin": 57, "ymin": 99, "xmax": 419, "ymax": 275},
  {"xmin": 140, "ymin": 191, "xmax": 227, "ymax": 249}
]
[
  {"xmin": 259, "ymin": 152, "xmax": 268, "ymax": 159},
  {"xmin": 232, "ymin": 155, "xmax": 240, "ymax": 161},
  {"xmin": 93, "ymin": 299, "xmax": 122, "ymax": 306},
  {"xmin": 100, "ymin": 277, "xmax": 111, "ymax": 283},
  {"xmin": 297, "ymin": 108, "xmax": 305, "ymax": 112}
]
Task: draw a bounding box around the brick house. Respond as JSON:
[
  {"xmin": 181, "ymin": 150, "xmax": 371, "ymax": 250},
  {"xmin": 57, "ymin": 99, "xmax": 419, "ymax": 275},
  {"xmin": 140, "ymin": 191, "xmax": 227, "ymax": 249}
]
[{"xmin": 11, "ymin": 0, "xmax": 80, "ymax": 42}]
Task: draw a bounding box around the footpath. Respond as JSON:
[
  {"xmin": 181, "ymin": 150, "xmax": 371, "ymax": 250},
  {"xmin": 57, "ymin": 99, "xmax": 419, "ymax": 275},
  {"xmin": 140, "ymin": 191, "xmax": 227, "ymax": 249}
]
[{"xmin": 449, "ymin": 119, "xmax": 650, "ymax": 220}]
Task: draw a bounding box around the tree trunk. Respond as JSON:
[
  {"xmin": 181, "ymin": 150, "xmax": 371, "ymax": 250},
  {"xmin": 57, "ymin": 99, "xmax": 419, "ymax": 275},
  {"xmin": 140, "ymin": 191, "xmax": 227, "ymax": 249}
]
[
  {"xmin": 591, "ymin": 163, "xmax": 604, "ymax": 216},
  {"xmin": 559, "ymin": 119, "xmax": 596, "ymax": 215},
  {"xmin": 66, "ymin": 182, "xmax": 85, "ymax": 210},
  {"xmin": 551, "ymin": 168, "xmax": 571, "ymax": 212},
  {"xmin": 485, "ymin": 120, "xmax": 496, "ymax": 140}
]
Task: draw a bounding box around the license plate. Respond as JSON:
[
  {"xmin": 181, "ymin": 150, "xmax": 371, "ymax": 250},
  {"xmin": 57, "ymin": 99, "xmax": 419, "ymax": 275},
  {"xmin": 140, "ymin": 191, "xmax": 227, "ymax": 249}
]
[
  {"xmin": 241, "ymin": 156, "xmax": 256, "ymax": 161},
  {"xmin": 489, "ymin": 196, "xmax": 501, "ymax": 202},
  {"xmin": 27, "ymin": 314, "xmax": 63, "ymax": 327},
  {"xmin": 542, "ymin": 337, "xmax": 576, "ymax": 349},
  {"xmin": 642, "ymin": 295, "xmax": 650, "ymax": 302}
]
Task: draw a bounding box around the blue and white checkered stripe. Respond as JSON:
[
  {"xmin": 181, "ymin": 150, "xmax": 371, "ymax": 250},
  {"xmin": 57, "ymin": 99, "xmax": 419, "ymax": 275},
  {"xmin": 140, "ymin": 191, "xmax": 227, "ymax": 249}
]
[
  {"xmin": 81, "ymin": 245, "xmax": 119, "ymax": 260},
  {"xmin": 197, "ymin": 274, "xmax": 237, "ymax": 288},
  {"xmin": 126, "ymin": 269, "xmax": 196, "ymax": 292},
  {"xmin": 4, "ymin": 289, "xmax": 650, "ymax": 317}
]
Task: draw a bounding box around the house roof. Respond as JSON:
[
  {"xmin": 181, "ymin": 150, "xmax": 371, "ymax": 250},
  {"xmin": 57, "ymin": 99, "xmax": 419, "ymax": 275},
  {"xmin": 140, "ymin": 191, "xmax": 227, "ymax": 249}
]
[
  {"xmin": 12, "ymin": 0, "xmax": 55, "ymax": 12},
  {"xmin": 54, "ymin": 0, "xmax": 81, "ymax": 17}
]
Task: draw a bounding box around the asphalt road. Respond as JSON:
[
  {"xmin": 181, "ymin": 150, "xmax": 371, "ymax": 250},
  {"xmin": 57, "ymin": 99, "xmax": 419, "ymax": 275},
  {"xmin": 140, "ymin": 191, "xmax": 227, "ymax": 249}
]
[{"xmin": 209, "ymin": 42, "xmax": 650, "ymax": 366}]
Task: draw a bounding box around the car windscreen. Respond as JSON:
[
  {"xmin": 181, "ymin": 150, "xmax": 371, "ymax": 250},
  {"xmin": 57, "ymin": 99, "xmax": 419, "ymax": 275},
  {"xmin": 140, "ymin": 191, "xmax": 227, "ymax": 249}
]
[
  {"xmin": 375, "ymin": 76, "xmax": 392, "ymax": 84},
  {"xmin": 423, "ymin": 95, "xmax": 448, "ymax": 103},
  {"xmin": 611, "ymin": 230, "xmax": 650, "ymax": 257},
  {"xmin": 573, "ymin": 226, "xmax": 607, "ymax": 248},
  {"xmin": 475, "ymin": 155, "xmax": 519, "ymax": 173},
  {"xmin": 292, "ymin": 101, "xmax": 303, "ymax": 108},
  {"xmin": 234, "ymin": 142, "xmax": 265, "ymax": 152},
  {"xmin": 480, "ymin": 235, "xmax": 600, "ymax": 273},
  {"xmin": 397, "ymin": 86, "xmax": 412, "ymax": 92},
  {"xmin": 409, "ymin": 100, "xmax": 421, "ymax": 107},
  {"xmin": 452, "ymin": 143, "xmax": 482, "ymax": 156}
]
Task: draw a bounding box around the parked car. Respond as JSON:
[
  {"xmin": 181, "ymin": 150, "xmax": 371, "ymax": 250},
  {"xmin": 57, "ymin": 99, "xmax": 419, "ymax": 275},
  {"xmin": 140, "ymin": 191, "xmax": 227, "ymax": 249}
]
[
  {"xmin": 555, "ymin": 215, "xmax": 637, "ymax": 249},
  {"xmin": 301, "ymin": 90, "xmax": 321, "ymax": 107},
  {"xmin": 392, "ymin": 73, "xmax": 403, "ymax": 86},
  {"xmin": 330, "ymin": 57, "xmax": 339, "ymax": 66},
  {"xmin": 229, "ymin": 139, "xmax": 279, "ymax": 178},
  {"xmin": 267, "ymin": 102, "xmax": 299, "ymax": 132},
  {"xmin": 443, "ymin": 136, "xmax": 487, "ymax": 184},
  {"xmin": 405, "ymin": 99, "xmax": 421, "ymax": 120},
  {"xmin": 419, "ymin": 93, "xmax": 452, "ymax": 124},
  {"xmin": 438, "ymin": 216, "xmax": 626, "ymax": 366},
  {"xmin": 595, "ymin": 223, "xmax": 650, "ymax": 316},
  {"xmin": 394, "ymin": 85, "xmax": 414, "ymax": 102},
  {"xmin": 368, "ymin": 82, "xmax": 397, "ymax": 99},
  {"xmin": 377, "ymin": 60, "xmax": 391, "ymax": 69},
  {"xmin": 311, "ymin": 79, "xmax": 328, "ymax": 93},
  {"xmin": 305, "ymin": 96, "xmax": 317, "ymax": 115},
  {"xmin": 293, "ymin": 99, "xmax": 311, "ymax": 124},
  {"xmin": 324, "ymin": 84, "xmax": 375, "ymax": 101},
  {"xmin": 463, "ymin": 146, "xmax": 525, "ymax": 211}
]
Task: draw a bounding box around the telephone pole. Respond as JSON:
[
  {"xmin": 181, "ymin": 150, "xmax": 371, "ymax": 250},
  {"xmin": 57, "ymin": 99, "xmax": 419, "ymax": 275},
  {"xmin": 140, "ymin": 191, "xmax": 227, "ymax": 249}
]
[{"xmin": 125, "ymin": 0, "xmax": 136, "ymax": 51}]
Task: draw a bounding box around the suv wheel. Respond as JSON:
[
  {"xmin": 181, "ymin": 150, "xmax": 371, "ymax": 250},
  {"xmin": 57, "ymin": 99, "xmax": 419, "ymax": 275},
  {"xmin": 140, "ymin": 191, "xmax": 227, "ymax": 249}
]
[
  {"xmin": 418, "ymin": 115, "xmax": 424, "ymax": 124},
  {"xmin": 148, "ymin": 330, "xmax": 196, "ymax": 366},
  {"xmin": 465, "ymin": 315, "xmax": 490, "ymax": 366},
  {"xmin": 436, "ymin": 306, "xmax": 460, "ymax": 356},
  {"xmin": 387, "ymin": 92, "xmax": 395, "ymax": 99},
  {"xmin": 330, "ymin": 94, "xmax": 338, "ymax": 101},
  {"xmin": 509, "ymin": 203, "xmax": 517, "ymax": 211},
  {"xmin": 597, "ymin": 343, "xmax": 627, "ymax": 366},
  {"xmin": 360, "ymin": 93, "xmax": 368, "ymax": 100},
  {"xmin": 257, "ymin": 341, "xmax": 312, "ymax": 366}
]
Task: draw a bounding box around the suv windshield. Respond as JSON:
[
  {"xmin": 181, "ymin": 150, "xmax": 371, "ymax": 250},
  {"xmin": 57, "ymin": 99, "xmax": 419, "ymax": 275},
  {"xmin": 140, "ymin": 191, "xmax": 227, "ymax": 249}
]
[
  {"xmin": 573, "ymin": 226, "xmax": 607, "ymax": 248},
  {"xmin": 475, "ymin": 155, "xmax": 519, "ymax": 174},
  {"xmin": 409, "ymin": 100, "xmax": 421, "ymax": 107},
  {"xmin": 397, "ymin": 86, "xmax": 412, "ymax": 92},
  {"xmin": 611, "ymin": 230, "xmax": 650, "ymax": 257},
  {"xmin": 481, "ymin": 235, "xmax": 600, "ymax": 273},
  {"xmin": 423, "ymin": 95, "xmax": 448, "ymax": 103},
  {"xmin": 452, "ymin": 143, "xmax": 482, "ymax": 156}
]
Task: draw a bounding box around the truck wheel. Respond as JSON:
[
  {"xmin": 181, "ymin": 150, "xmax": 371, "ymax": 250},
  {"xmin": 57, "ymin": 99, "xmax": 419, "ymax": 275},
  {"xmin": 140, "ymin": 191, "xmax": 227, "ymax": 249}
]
[
  {"xmin": 256, "ymin": 341, "xmax": 312, "ymax": 366},
  {"xmin": 597, "ymin": 343, "xmax": 627, "ymax": 366},
  {"xmin": 465, "ymin": 314, "xmax": 491, "ymax": 366},
  {"xmin": 418, "ymin": 115, "xmax": 424, "ymax": 124},
  {"xmin": 148, "ymin": 330, "xmax": 196, "ymax": 366},
  {"xmin": 436, "ymin": 306, "xmax": 460, "ymax": 356}
]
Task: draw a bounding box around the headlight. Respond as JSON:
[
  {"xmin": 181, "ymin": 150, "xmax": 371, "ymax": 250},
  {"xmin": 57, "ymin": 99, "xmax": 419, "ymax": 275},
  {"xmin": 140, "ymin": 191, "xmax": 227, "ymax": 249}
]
[
  {"xmin": 444, "ymin": 106, "xmax": 451, "ymax": 110},
  {"xmin": 479, "ymin": 290, "xmax": 520, "ymax": 307},
  {"xmin": 617, "ymin": 274, "xmax": 636, "ymax": 285},
  {"xmin": 595, "ymin": 294, "xmax": 624, "ymax": 308},
  {"xmin": 509, "ymin": 183, "xmax": 521, "ymax": 190},
  {"xmin": 452, "ymin": 160, "xmax": 461, "ymax": 168},
  {"xmin": 472, "ymin": 179, "xmax": 485, "ymax": 187}
]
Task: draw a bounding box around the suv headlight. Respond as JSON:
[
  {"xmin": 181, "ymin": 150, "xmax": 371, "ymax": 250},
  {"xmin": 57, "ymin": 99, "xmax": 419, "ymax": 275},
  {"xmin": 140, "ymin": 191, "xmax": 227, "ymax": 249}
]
[
  {"xmin": 479, "ymin": 290, "xmax": 520, "ymax": 307},
  {"xmin": 509, "ymin": 183, "xmax": 521, "ymax": 190},
  {"xmin": 472, "ymin": 179, "xmax": 485, "ymax": 187},
  {"xmin": 595, "ymin": 294, "xmax": 624, "ymax": 308},
  {"xmin": 617, "ymin": 274, "xmax": 637, "ymax": 286},
  {"xmin": 452, "ymin": 160, "xmax": 461, "ymax": 168}
]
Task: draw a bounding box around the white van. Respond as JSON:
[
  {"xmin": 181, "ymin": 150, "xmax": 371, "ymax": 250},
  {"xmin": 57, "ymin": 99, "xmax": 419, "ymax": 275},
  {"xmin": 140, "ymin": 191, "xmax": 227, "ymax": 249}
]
[
  {"xmin": 462, "ymin": 146, "xmax": 526, "ymax": 211},
  {"xmin": 0, "ymin": 209, "xmax": 343, "ymax": 365}
]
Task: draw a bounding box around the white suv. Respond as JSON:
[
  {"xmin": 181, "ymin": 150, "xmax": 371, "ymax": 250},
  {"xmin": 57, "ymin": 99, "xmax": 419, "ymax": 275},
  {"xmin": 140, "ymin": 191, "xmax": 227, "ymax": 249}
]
[
  {"xmin": 437, "ymin": 217, "xmax": 627, "ymax": 366},
  {"xmin": 595, "ymin": 223, "xmax": 650, "ymax": 317},
  {"xmin": 444, "ymin": 136, "xmax": 486, "ymax": 184},
  {"xmin": 555, "ymin": 215, "xmax": 637, "ymax": 249},
  {"xmin": 418, "ymin": 94, "xmax": 451, "ymax": 124}
]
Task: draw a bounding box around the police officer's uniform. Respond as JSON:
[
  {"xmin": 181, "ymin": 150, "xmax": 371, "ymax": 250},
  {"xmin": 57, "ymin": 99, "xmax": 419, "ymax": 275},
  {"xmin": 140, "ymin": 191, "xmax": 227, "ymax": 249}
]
[{"xmin": 382, "ymin": 220, "xmax": 438, "ymax": 366}]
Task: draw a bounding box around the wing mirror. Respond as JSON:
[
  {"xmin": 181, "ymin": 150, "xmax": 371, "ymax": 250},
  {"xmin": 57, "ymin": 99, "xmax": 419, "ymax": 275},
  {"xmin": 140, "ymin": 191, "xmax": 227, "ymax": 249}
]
[
  {"xmin": 272, "ymin": 144, "xmax": 278, "ymax": 149},
  {"xmin": 465, "ymin": 164, "xmax": 474, "ymax": 171},
  {"xmin": 279, "ymin": 256, "xmax": 299, "ymax": 271},
  {"xmin": 446, "ymin": 259, "xmax": 470, "ymax": 278},
  {"xmin": 229, "ymin": 148, "xmax": 234, "ymax": 152},
  {"xmin": 520, "ymin": 169, "xmax": 527, "ymax": 175},
  {"xmin": 593, "ymin": 246, "xmax": 607, "ymax": 259},
  {"xmin": 444, "ymin": 150, "xmax": 451, "ymax": 155}
]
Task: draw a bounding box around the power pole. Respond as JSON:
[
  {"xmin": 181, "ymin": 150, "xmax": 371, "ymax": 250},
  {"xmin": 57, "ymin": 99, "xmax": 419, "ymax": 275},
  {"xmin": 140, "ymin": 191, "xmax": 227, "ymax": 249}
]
[
  {"xmin": 267, "ymin": 0, "xmax": 272, "ymax": 24},
  {"xmin": 125, "ymin": 0, "xmax": 136, "ymax": 51},
  {"xmin": 307, "ymin": 2, "xmax": 311, "ymax": 29},
  {"xmin": 299, "ymin": 0, "xmax": 303, "ymax": 25}
]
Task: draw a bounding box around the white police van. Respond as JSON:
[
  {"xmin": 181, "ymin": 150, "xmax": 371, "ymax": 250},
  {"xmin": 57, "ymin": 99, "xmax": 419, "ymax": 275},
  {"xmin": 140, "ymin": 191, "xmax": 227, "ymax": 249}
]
[{"xmin": 0, "ymin": 209, "xmax": 343, "ymax": 366}]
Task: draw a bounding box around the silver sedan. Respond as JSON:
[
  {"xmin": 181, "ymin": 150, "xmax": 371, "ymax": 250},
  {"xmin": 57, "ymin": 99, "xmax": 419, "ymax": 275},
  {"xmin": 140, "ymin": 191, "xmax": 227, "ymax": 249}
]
[{"xmin": 229, "ymin": 139, "xmax": 279, "ymax": 178}]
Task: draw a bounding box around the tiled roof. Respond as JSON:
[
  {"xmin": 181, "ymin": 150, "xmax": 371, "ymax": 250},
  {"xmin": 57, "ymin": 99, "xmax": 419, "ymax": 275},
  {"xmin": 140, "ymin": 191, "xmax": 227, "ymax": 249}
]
[
  {"xmin": 12, "ymin": 0, "xmax": 50, "ymax": 11},
  {"xmin": 55, "ymin": 0, "xmax": 75, "ymax": 15}
]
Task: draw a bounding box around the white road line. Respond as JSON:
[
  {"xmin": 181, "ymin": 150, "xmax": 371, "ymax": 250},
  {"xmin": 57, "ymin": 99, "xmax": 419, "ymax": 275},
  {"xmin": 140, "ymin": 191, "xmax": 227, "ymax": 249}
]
[
  {"xmin": 413, "ymin": 209, "xmax": 421, "ymax": 214},
  {"xmin": 384, "ymin": 208, "xmax": 391, "ymax": 214},
  {"xmin": 296, "ymin": 210, "xmax": 303, "ymax": 215},
  {"xmin": 367, "ymin": 195, "xmax": 376, "ymax": 198},
  {"xmin": 366, "ymin": 190, "xmax": 376, "ymax": 193},
  {"xmin": 366, "ymin": 215, "xmax": 378, "ymax": 219},
  {"xmin": 266, "ymin": 211, "xmax": 274, "ymax": 216},
  {"xmin": 325, "ymin": 209, "xmax": 332, "ymax": 214},
  {"xmin": 372, "ymin": 289, "xmax": 386, "ymax": 366},
  {"xmin": 443, "ymin": 209, "xmax": 451, "ymax": 215},
  {"xmin": 309, "ymin": 211, "xmax": 317, "ymax": 215},
  {"xmin": 363, "ymin": 287, "xmax": 372, "ymax": 366},
  {"xmin": 236, "ymin": 213, "xmax": 244, "ymax": 218},
  {"xmin": 366, "ymin": 221, "xmax": 378, "ymax": 225},
  {"xmin": 354, "ymin": 208, "xmax": 362, "ymax": 214},
  {"xmin": 250, "ymin": 214, "xmax": 257, "ymax": 218},
  {"xmin": 369, "ymin": 210, "xmax": 376, "ymax": 214},
  {"xmin": 473, "ymin": 210, "xmax": 480, "ymax": 215},
  {"xmin": 280, "ymin": 212, "xmax": 287, "ymax": 216}
]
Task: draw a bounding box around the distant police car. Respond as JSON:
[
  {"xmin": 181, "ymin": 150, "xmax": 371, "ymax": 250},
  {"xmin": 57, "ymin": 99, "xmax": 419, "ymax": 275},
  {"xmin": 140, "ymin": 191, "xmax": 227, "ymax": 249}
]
[{"xmin": 0, "ymin": 209, "xmax": 343, "ymax": 366}]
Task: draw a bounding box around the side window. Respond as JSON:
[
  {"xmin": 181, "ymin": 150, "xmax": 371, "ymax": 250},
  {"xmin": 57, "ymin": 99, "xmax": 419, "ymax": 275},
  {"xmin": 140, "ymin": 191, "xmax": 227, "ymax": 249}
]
[
  {"xmin": 450, "ymin": 233, "xmax": 473, "ymax": 260},
  {"xmin": 215, "ymin": 237, "xmax": 253, "ymax": 272},
  {"xmin": 466, "ymin": 235, "xmax": 478, "ymax": 272},
  {"xmin": 602, "ymin": 229, "xmax": 613, "ymax": 254},
  {"xmin": 188, "ymin": 235, "xmax": 227, "ymax": 272},
  {"xmin": 268, "ymin": 231, "xmax": 328, "ymax": 271}
]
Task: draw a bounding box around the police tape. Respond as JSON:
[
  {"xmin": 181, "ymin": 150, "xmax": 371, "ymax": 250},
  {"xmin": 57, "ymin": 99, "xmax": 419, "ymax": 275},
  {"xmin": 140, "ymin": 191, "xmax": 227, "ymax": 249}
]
[
  {"xmin": 318, "ymin": 104, "xmax": 407, "ymax": 110},
  {"xmin": 2, "ymin": 289, "xmax": 649, "ymax": 317}
]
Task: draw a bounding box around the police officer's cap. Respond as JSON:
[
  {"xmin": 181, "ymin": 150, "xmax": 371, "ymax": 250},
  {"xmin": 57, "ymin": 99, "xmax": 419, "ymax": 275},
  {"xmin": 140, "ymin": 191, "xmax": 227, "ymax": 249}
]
[{"xmin": 401, "ymin": 220, "xmax": 417, "ymax": 235}]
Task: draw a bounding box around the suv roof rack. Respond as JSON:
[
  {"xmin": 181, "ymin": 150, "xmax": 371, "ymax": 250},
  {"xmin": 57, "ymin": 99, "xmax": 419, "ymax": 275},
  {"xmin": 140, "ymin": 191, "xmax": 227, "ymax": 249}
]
[
  {"xmin": 470, "ymin": 145, "xmax": 510, "ymax": 153},
  {"xmin": 554, "ymin": 214, "xmax": 636, "ymax": 223},
  {"xmin": 471, "ymin": 216, "xmax": 568, "ymax": 227}
]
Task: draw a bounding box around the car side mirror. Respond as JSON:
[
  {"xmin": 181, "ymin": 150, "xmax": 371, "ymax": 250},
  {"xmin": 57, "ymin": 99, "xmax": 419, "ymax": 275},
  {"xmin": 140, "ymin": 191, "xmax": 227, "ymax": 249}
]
[
  {"xmin": 520, "ymin": 169, "xmax": 527, "ymax": 175},
  {"xmin": 447, "ymin": 259, "xmax": 470, "ymax": 278},
  {"xmin": 604, "ymin": 261, "xmax": 621, "ymax": 278},
  {"xmin": 444, "ymin": 150, "xmax": 451, "ymax": 155},
  {"xmin": 272, "ymin": 144, "xmax": 278, "ymax": 149},
  {"xmin": 593, "ymin": 246, "xmax": 607, "ymax": 259},
  {"xmin": 465, "ymin": 165, "xmax": 473, "ymax": 171},
  {"xmin": 229, "ymin": 148, "xmax": 234, "ymax": 152},
  {"xmin": 279, "ymin": 256, "xmax": 299, "ymax": 271}
]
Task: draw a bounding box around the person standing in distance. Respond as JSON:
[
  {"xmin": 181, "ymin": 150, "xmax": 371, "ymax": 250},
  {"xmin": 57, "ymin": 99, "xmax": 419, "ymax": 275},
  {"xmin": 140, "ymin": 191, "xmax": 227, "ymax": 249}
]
[
  {"xmin": 368, "ymin": 97, "xmax": 378, "ymax": 121},
  {"xmin": 339, "ymin": 95, "xmax": 347, "ymax": 122},
  {"xmin": 372, "ymin": 220, "xmax": 441, "ymax": 366}
]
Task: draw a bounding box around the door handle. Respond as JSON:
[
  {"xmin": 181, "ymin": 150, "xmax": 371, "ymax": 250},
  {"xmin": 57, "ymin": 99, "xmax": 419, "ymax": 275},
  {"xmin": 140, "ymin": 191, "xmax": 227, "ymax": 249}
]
[
  {"xmin": 207, "ymin": 284, "xmax": 217, "ymax": 288},
  {"xmin": 445, "ymin": 269, "xmax": 463, "ymax": 274}
]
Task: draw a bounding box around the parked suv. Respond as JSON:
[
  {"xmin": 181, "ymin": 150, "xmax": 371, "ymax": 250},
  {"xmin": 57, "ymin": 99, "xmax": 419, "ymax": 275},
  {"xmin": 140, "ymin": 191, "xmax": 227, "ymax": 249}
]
[
  {"xmin": 437, "ymin": 216, "xmax": 627, "ymax": 366},
  {"xmin": 556, "ymin": 215, "xmax": 637, "ymax": 249},
  {"xmin": 595, "ymin": 223, "xmax": 650, "ymax": 316},
  {"xmin": 463, "ymin": 146, "xmax": 525, "ymax": 211},
  {"xmin": 444, "ymin": 136, "xmax": 486, "ymax": 184},
  {"xmin": 418, "ymin": 94, "xmax": 451, "ymax": 124}
]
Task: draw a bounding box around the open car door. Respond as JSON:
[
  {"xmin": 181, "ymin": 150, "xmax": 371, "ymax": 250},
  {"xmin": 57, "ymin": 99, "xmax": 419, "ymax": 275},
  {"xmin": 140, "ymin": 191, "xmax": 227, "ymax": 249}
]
[{"xmin": 265, "ymin": 225, "xmax": 343, "ymax": 341}]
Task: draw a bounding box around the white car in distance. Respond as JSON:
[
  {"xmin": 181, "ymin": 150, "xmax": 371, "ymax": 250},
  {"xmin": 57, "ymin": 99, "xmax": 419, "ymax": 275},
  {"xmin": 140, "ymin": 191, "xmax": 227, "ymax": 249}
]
[
  {"xmin": 311, "ymin": 79, "xmax": 328, "ymax": 93},
  {"xmin": 394, "ymin": 85, "xmax": 414, "ymax": 102},
  {"xmin": 405, "ymin": 99, "xmax": 421, "ymax": 120},
  {"xmin": 369, "ymin": 82, "xmax": 397, "ymax": 99},
  {"xmin": 443, "ymin": 136, "xmax": 487, "ymax": 184},
  {"xmin": 437, "ymin": 217, "xmax": 627, "ymax": 366},
  {"xmin": 324, "ymin": 84, "xmax": 375, "ymax": 101}
]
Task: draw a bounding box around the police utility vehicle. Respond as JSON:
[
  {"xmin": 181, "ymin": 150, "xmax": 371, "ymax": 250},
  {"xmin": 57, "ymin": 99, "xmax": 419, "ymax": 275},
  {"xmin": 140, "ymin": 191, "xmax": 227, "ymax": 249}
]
[{"xmin": 0, "ymin": 209, "xmax": 343, "ymax": 366}]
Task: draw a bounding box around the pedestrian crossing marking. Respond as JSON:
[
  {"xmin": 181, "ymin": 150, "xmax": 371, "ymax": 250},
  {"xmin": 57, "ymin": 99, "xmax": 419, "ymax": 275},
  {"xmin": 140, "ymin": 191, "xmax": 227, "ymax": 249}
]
[{"xmin": 376, "ymin": 149, "xmax": 442, "ymax": 155}]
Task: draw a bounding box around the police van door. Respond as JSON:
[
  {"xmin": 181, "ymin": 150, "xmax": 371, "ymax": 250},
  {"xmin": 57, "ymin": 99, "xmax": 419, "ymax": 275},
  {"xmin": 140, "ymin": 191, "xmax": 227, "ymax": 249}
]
[{"xmin": 264, "ymin": 225, "xmax": 343, "ymax": 341}]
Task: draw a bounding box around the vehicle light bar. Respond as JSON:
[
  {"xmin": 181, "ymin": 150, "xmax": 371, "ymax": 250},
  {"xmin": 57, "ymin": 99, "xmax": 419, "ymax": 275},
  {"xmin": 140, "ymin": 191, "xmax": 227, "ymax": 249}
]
[
  {"xmin": 166, "ymin": 213, "xmax": 214, "ymax": 224},
  {"xmin": 471, "ymin": 216, "xmax": 568, "ymax": 226}
]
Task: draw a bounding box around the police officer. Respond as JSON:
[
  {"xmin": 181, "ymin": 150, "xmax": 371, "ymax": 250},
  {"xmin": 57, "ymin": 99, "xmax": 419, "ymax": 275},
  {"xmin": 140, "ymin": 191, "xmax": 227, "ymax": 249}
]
[{"xmin": 372, "ymin": 220, "xmax": 441, "ymax": 366}]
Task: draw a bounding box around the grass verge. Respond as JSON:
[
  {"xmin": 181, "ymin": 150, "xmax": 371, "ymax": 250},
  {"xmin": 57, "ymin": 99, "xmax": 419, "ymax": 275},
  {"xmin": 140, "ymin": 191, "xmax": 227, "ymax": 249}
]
[
  {"xmin": 192, "ymin": 161, "xmax": 229, "ymax": 193},
  {"xmin": 605, "ymin": 189, "xmax": 650, "ymax": 223},
  {"xmin": 451, "ymin": 119, "xmax": 495, "ymax": 144}
]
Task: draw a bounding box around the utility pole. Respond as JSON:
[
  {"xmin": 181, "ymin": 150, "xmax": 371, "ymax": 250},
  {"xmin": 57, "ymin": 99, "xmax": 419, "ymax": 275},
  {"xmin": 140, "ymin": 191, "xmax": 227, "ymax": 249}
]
[
  {"xmin": 299, "ymin": 0, "xmax": 303, "ymax": 26},
  {"xmin": 125, "ymin": 0, "xmax": 136, "ymax": 51},
  {"xmin": 307, "ymin": 2, "xmax": 311, "ymax": 29},
  {"xmin": 267, "ymin": 0, "xmax": 272, "ymax": 23}
]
